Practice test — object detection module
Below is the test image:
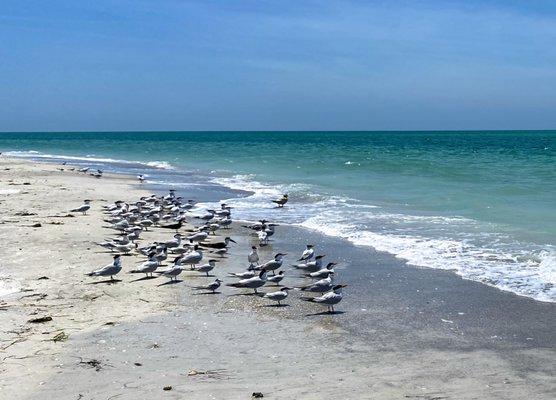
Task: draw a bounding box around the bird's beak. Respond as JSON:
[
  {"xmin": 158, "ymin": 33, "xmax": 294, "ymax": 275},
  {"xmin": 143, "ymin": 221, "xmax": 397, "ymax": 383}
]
[{"xmin": 229, "ymin": 239, "xmax": 237, "ymax": 243}]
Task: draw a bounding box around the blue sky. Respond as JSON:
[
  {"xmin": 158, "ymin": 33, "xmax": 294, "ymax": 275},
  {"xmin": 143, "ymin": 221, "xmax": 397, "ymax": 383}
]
[{"xmin": 1, "ymin": 0, "xmax": 555, "ymax": 131}]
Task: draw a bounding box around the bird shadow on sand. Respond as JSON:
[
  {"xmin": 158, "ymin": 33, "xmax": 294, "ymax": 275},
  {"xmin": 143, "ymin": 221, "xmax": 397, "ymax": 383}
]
[
  {"xmin": 129, "ymin": 276, "xmax": 158, "ymax": 282},
  {"xmin": 226, "ymin": 292, "xmax": 265, "ymax": 297},
  {"xmin": 87, "ymin": 279, "xmax": 122, "ymax": 285},
  {"xmin": 260, "ymin": 304, "xmax": 290, "ymax": 308},
  {"xmin": 157, "ymin": 279, "xmax": 183, "ymax": 287},
  {"xmin": 304, "ymin": 310, "xmax": 345, "ymax": 317},
  {"xmin": 191, "ymin": 291, "xmax": 221, "ymax": 295}
]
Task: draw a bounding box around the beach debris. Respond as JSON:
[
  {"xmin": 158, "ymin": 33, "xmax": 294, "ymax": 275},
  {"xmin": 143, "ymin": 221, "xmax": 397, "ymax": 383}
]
[
  {"xmin": 78, "ymin": 358, "xmax": 104, "ymax": 371},
  {"xmin": 163, "ymin": 386, "xmax": 172, "ymax": 391},
  {"xmin": 440, "ymin": 319, "xmax": 454, "ymax": 324},
  {"xmin": 104, "ymin": 321, "xmax": 116, "ymax": 326},
  {"xmin": 14, "ymin": 211, "xmax": 37, "ymax": 216},
  {"xmin": 28, "ymin": 316, "xmax": 52, "ymax": 323},
  {"xmin": 134, "ymin": 362, "xmax": 142, "ymax": 366},
  {"xmin": 252, "ymin": 392, "xmax": 264, "ymax": 398},
  {"xmin": 31, "ymin": 222, "xmax": 42, "ymax": 228},
  {"xmin": 51, "ymin": 331, "xmax": 69, "ymax": 342},
  {"xmin": 37, "ymin": 276, "xmax": 50, "ymax": 280}
]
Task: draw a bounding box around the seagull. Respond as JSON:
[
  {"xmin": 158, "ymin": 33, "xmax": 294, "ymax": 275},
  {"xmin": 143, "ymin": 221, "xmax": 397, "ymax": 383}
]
[
  {"xmin": 255, "ymin": 253, "xmax": 286, "ymax": 275},
  {"xmin": 298, "ymin": 273, "xmax": 334, "ymax": 294},
  {"xmin": 71, "ymin": 199, "xmax": 91, "ymax": 215},
  {"xmin": 129, "ymin": 252, "xmax": 159, "ymax": 277},
  {"xmin": 86, "ymin": 255, "xmax": 122, "ymax": 280},
  {"xmin": 272, "ymin": 194, "xmax": 288, "ymax": 208},
  {"xmin": 301, "ymin": 284, "xmax": 347, "ymax": 313},
  {"xmin": 164, "ymin": 233, "xmax": 182, "ymax": 249},
  {"xmin": 292, "ymin": 255, "xmax": 325, "ymax": 273},
  {"xmin": 114, "ymin": 242, "xmax": 138, "ymax": 254},
  {"xmin": 248, "ymin": 246, "xmax": 259, "ymax": 267},
  {"xmin": 156, "ymin": 256, "xmax": 184, "ymax": 281},
  {"xmin": 263, "ymin": 287, "xmax": 292, "ymax": 306},
  {"xmin": 226, "ymin": 269, "xmax": 268, "ymax": 294},
  {"xmin": 78, "ymin": 167, "xmax": 89, "ymax": 173},
  {"xmin": 192, "ymin": 259, "xmax": 218, "ymax": 276},
  {"xmin": 187, "ymin": 229, "xmax": 209, "ymax": 243},
  {"xmin": 298, "ymin": 245, "xmax": 315, "ymax": 262},
  {"xmin": 192, "ymin": 278, "xmax": 223, "ymax": 294},
  {"xmin": 306, "ymin": 262, "xmax": 337, "ymax": 279},
  {"xmin": 267, "ymin": 270, "xmax": 285, "ymax": 285}
]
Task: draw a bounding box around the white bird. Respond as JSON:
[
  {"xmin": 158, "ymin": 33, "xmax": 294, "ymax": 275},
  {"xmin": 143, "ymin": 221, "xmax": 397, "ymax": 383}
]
[
  {"xmin": 138, "ymin": 174, "xmax": 145, "ymax": 183},
  {"xmin": 256, "ymin": 253, "xmax": 286, "ymax": 275},
  {"xmin": 292, "ymin": 255, "xmax": 325, "ymax": 273},
  {"xmin": 130, "ymin": 253, "xmax": 159, "ymax": 277},
  {"xmin": 114, "ymin": 242, "xmax": 138, "ymax": 254},
  {"xmin": 301, "ymin": 284, "xmax": 347, "ymax": 313},
  {"xmin": 298, "ymin": 244, "xmax": 315, "ymax": 262},
  {"xmin": 86, "ymin": 255, "xmax": 122, "ymax": 280},
  {"xmin": 192, "ymin": 278, "xmax": 223, "ymax": 294},
  {"xmin": 226, "ymin": 269, "xmax": 268, "ymax": 294},
  {"xmin": 164, "ymin": 233, "xmax": 182, "ymax": 248},
  {"xmin": 267, "ymin": 270, "xmax": 285, "ymax": 285},
  {"xmin": 187, "ymin": 230, "xmax": 209, "ymax": 243},
  {"xmin": 181, "ymin": 245, "xmax": 203, "ymax": 268},
  {"xmin": 71, "ymin": 199, "xmax": 91, "ymax": 215},
  {"xmin": 78, "ymin": 167, "xmax": 89, "ymax": 173},
  {"xmin": 228, "ymin": 268, "xmax": 256, "ymax": 279},
  {"xmin": 263, "ymin": 287, "xmax": 292, "ymax": 306},
  {"xmin": 299, "ymin": 273, "xmax": 334, "ymax": 294},
  {"xmin": 156, "ymin": 256, "xmax": 183, "ymax": 281},
  {"xmin": 248, "ymin": 246, "xmax": 259, "ymax": 267},
  {"xmin": 192, "ymin": 259, "xmax": 217, "ymax": 276},
  {"xmin": 307, "ymin": 262, "xmax": 337, "ymax": 279}
]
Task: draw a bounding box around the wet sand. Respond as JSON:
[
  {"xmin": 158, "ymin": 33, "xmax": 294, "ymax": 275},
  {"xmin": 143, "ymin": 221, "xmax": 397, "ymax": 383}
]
[{"xmin": 0, "ymin": 157, "xmax": 554, "ymax": 399}]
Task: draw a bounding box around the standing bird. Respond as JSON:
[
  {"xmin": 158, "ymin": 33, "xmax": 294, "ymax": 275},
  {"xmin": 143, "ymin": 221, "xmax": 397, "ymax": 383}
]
[
  {"xmin": 129, "ymin": 252, "xmax": 159, "ymax": 277},
  {"xmin": 256, "ymin": 253, "xmax": 286, "ymax": 275},
  {"xmin": 298, "ymin": 273, "xmax": 334, "ymax": 294},
  {"xmin": 138, "ymin": 174, "xmax": 145, "ymax": 183},
  {"xmin": 298, "ymin": 244, "xmax": 315, "ymax": 262},
  {"xmin": 86, "ymin": 255, "xmax": 122, "ymax": 281},
  {"xmin": 156, "ymin": 256, "xmax": 184, "ymax": 281},
  {"xmin": 192, "ymin": 278, "xmax": 223, "ymax": 294},
  {"xmin": 71, "ymin": 199, "xmax": 91, "ymax": 215},
  {"xmin": 263, "ymin": 287, "xmax": 292, "ymax": 306},
  {"xmin": 307, "ymin": 262, "xmax": 337, "ymax": 279},
  {"xmin": 292, "ymin": 255, "xmax": 326, "ymax": 273},
  {"xmin": 192, "ymin": 259, "xmax": 218, "ymax": 276},
  {"xmin": 226, "ymin": 269, "xmax": 268, "ymax": 294},
  {"xmin": 202, "ymin": 237, "xmax": 237, "ymax": 249},
  {"xmin": 248, "ymin": 246, "xmax": 259, "ymax": 267},
  {"xmin": 267, "ymin": 270, "xmax": 285, "ymax": 285},
  {"xmin": 272, "ymin": 194, "xmax": 288, "ymax": 208},
  {"xmin": 181, "ymin": 245, "xmax": 203, "ymax": 268},
  {"xmin": 301, "ymin": 284, "xmax": 347, "ymax": 313}
]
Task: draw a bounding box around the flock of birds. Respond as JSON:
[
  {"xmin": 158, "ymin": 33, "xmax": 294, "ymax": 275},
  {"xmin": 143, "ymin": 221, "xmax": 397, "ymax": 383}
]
[{"xmin": 78, "ymin": 188, "xmax": 347, "ymax": 313}]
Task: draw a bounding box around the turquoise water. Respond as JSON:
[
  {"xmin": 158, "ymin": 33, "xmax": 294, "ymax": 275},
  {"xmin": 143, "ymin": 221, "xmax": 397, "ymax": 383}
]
[{"xmin": 1, "ymin": 131, "xmax": 555, "ymax": 301}]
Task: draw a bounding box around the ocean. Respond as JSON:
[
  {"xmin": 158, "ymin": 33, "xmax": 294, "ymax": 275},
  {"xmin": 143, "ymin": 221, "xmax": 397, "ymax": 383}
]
[{"xmin": 1, "ymin": 131, "xmax": 554, "ymax": 302}]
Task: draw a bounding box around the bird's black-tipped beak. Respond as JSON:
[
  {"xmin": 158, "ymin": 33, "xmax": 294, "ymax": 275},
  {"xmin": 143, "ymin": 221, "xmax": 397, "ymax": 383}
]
[{"xmin": 229, "ymin": 238, "xmax": 237, "ymax": 243}]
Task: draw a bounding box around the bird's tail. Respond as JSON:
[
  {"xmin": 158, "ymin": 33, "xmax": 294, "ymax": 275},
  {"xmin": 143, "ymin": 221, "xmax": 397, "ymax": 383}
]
[
  {"xmin": 300, "ymin": 296, "xmax": 316, "ymax": 302},
  {"xmin": 225, "ymin": 283, "xmax": 244, "ymax": 288},
  {"xmin": 85, "ymin": 272, "xmax": 95, "ymax": 276}
]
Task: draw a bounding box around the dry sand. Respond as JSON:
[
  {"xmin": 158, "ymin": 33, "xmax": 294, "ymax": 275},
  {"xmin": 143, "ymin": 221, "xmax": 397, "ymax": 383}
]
[{"xmin": 0, "ymin": 157, "xmax": 554, "ymax": 399}]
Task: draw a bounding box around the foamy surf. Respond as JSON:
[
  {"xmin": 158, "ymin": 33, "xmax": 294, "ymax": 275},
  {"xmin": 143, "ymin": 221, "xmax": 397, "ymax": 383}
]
[{"xmin": 208, "ymin": 173, "xmax": 556, "ymax": 303}]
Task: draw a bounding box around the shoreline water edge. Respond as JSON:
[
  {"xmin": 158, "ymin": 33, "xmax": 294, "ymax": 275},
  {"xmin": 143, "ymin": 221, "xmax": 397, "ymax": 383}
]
[{"xmin": 0, "ymin": 155, "xmax": 555, "ymax": 399}]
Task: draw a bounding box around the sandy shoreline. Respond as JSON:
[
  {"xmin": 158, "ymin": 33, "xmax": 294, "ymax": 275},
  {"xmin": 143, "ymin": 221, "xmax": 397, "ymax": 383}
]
[{"xmin": 1, "ymin": 157, "xmax": 554, "ymax": 399}]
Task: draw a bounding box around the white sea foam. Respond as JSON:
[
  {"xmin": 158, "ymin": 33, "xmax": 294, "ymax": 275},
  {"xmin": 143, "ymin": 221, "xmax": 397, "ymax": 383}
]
[
  {"xmin": 3, "ymin": 150, "xmax": 174, "ymax": 170},
  {"xmin": 210, "ymin": 173, "xmax": 556, "ymax": 303}
]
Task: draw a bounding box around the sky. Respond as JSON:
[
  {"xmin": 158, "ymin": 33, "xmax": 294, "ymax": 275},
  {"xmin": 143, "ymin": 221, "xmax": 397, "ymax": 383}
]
[{"xmin": 1, "ymin": 0, "xmax": 555, "ymax": 131}]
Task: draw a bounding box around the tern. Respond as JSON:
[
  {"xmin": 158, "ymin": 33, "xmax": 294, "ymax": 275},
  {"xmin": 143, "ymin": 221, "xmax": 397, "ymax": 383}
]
[
  {"xmin": 78, "ymin": 167, "xmax": 89, "ymax": 173},
  {"xmin": 86, "ymin": 255, "xmax": 121, "ymax": 280},
  {"xmin": 307, "ymin": 262, "xmax": 337, "ymax": 279},
  {"xmin": 228, "ymin": 267, "xmax": 256, "ymax": 279},
  {"xmin": 192, "ymin": 278, "xmax": 223, "ymax": 294},
  {"xmin": 248, "ymin": 246, "xmax": 259, "ymax": 267},
  {"xmin": 267, "ymin": 270, "xmax": 285, "ymax": 285},
  {"xmin": 192, "ymin": 259, "xmax": 217, "ymax": 276},
  {"xmin": 226, "ymin": 269, "xmax": 268, "ymax": 294},
  {"xmin": 301, "ymin": 284, "xmax": 347, "ymax": 313},
  {"xmin": 164, "ymin": 233, "xmax": 182, "ymax": 249},
  {"xmin": 298, "ymin": 273, "xmax": 334, "ymax": 294},
  {"xmin": 114, "ymin": 242, "xmax": 138, "ymax": 254},
  {"xmin": 292, "ymin": 255, "xmax": 325, "ymax": 273},
  {"xmin": 71, "ymin": 199, "xmax": 91, "ymax": 215},
  {"xmin": 138, "ymin": 174, "xmax": 145, "ymax": 183},
  {"xmin": 156, "ymin": 256, "xmax": 183, "ymax": 281},
  {"xmin": 181, "ymin": 245, "xmax": 203, "ymax": 268},
  {"xmin": 130, "ymin": 253, "xmax": 159, "ymax": 277},
  {"xmin": 263, "ymin": 287, "xmax": 292, "ymax": 306},
  {"xmin": 272, "ymin": 194, "xmax": 288, "ymax": 208},
  {"xmin": 255, "ymin": 253, "xmax": 286, "ymax": 275},
  {"xmin": 298, "ymin": 245, "xmax": 315, "ymax": 262},
  {"xmin": 187, "ymin": 228, "xmax": 209, "ymax": 243}
]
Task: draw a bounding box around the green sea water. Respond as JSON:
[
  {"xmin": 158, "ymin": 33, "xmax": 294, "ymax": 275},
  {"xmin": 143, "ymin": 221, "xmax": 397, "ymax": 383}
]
[{"xmin": 1, "ymin": 131, "xmax": 555, "ymax": 301}]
